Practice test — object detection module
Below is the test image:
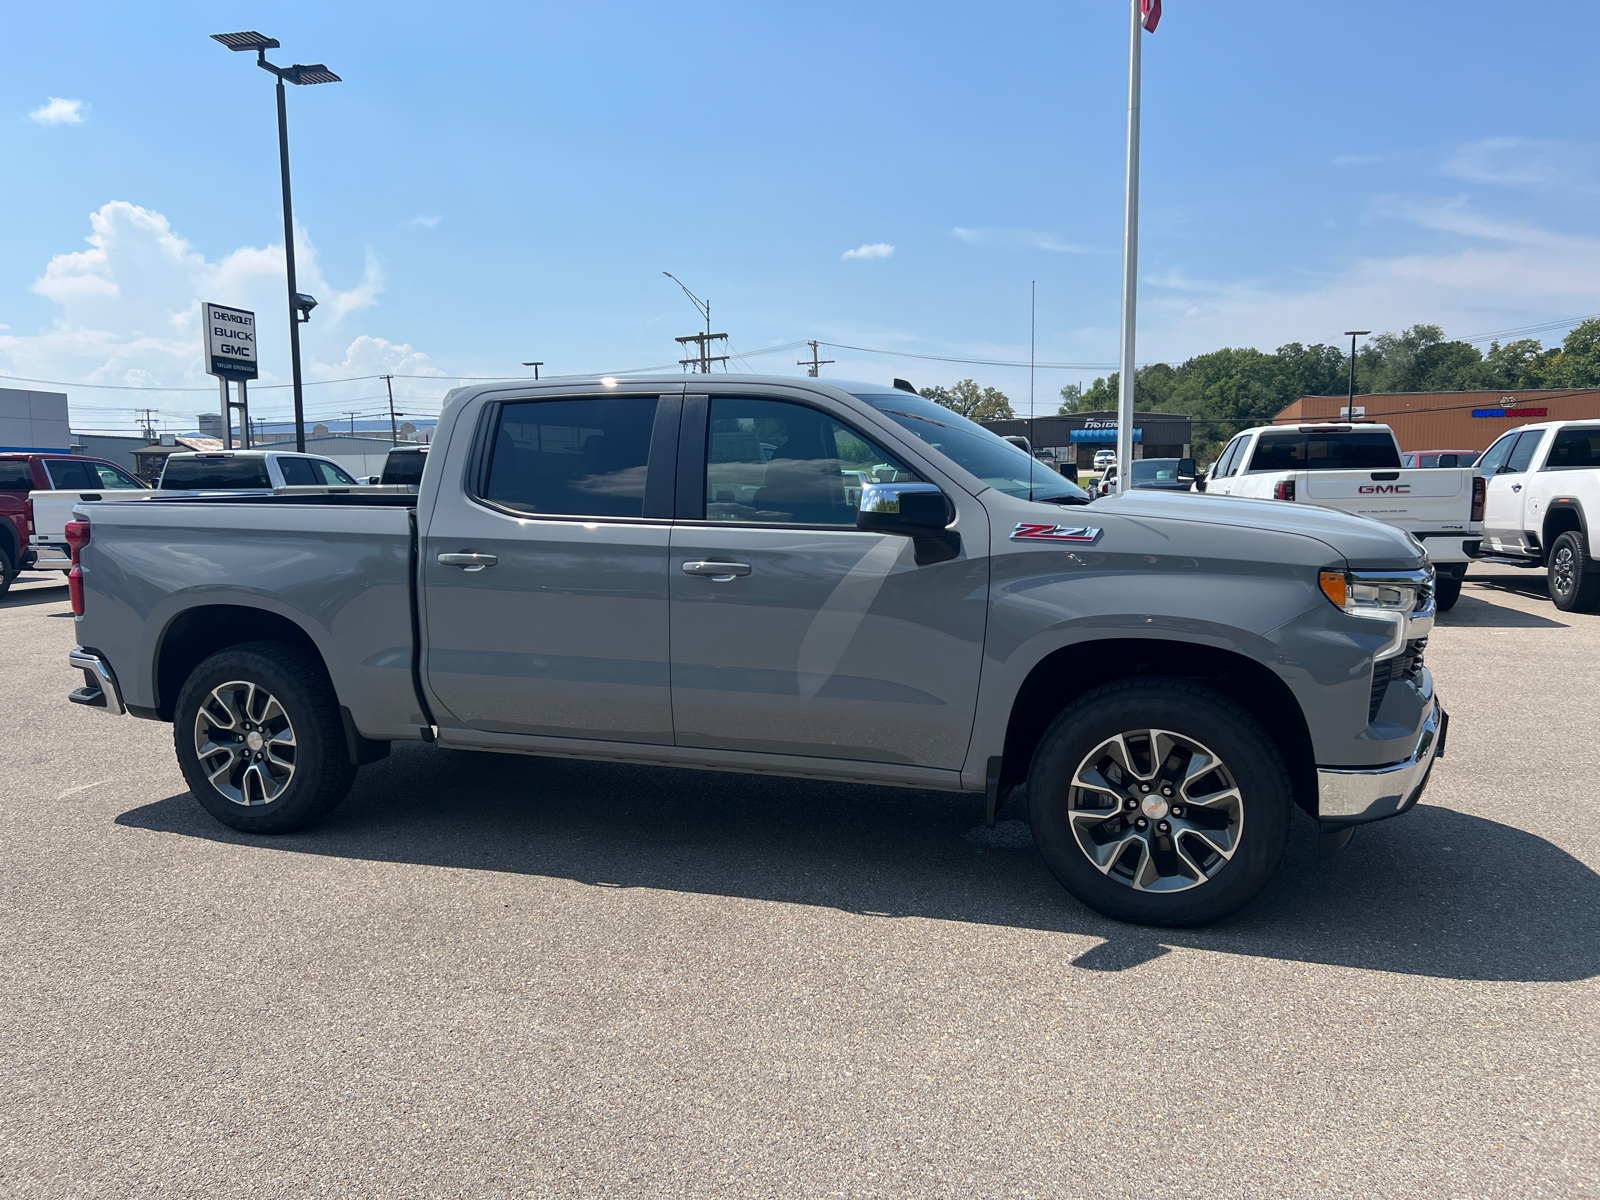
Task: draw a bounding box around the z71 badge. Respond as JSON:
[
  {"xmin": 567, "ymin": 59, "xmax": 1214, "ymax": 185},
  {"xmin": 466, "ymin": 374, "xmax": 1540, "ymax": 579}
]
[{"xmin": 1011, "ymin": 523, "xmax": 1103, "ymax": 544}]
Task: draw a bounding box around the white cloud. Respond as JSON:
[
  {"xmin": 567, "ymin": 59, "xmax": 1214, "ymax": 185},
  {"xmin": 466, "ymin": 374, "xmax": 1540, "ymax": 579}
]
[
  {"xmin": 402, "ymin": 215, "xmax": 442, "ymax": 229},
  {"xmin": 30, "ymin": 97, "xmax": 87, "ymax": 125},
  {"xmin": 842, "ymin": 242, "xmax": 894, "ymax": 260},
  {"xmin": 0, "ymin": 201, "xmax": 444, "ymax": 428},
  {"xmin": 1135, "ymin": 199, "xmax": 1600, "ymax": 361},
  {"xmin": 952, "ymin": 226, "xmax": 1096, "ymax": 255},
  {"xmin": 1442, "ymin": 137, "xmax": 1575, "ymax": 191}
]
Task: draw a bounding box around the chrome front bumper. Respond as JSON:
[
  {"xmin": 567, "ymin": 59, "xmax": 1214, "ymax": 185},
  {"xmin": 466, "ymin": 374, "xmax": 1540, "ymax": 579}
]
[
  {"xmin": 1317, "ymin": 700, "xmax": 1446, "ymax": 827},
  {"xmin": 68, "ymin": 648, "xmax": 127, "ymax": 716}
]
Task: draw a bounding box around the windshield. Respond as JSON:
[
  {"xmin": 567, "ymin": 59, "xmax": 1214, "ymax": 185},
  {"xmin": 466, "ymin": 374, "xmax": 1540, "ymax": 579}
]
[
  {"xmin": 1131, "ymin": 459, "xmax": 1183, "ymax": 482},
  {"xmin": 1247, "ymin": 430, "xmax": 1401, "ymax": 472},
  {"xmin": 851, "ymin": 393, "xmax": 1089, "ymax": 504}
]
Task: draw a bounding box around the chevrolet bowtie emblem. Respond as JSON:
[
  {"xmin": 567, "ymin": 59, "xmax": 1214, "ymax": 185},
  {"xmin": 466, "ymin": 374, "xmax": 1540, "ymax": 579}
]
[{"xmin": 1011, "ymin": 523, "xmax": 1103, "ymax": 544}]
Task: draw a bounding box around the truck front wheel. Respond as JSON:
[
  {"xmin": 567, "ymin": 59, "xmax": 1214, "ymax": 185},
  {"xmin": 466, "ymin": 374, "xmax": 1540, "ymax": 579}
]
[
  {"xmin": 1028, "ymin": 678, "xmax": 1292, "ymax": 927},
  {"xmin": 173, "ymin": 641, "xmax": 357, "ymax": 834},
  {"xmin": 1547, "ymin": 531, "xmax": 1600, "ymax": 612}
]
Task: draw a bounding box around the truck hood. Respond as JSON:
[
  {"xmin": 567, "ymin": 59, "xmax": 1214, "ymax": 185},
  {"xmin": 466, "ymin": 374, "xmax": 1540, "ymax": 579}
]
[{"xmin": 1088, "ymin": 489, "xmax": 1426, "ymax": 570}]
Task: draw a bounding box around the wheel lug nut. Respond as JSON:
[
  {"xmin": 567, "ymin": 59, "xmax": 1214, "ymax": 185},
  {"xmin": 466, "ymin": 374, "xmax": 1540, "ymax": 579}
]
[
  {"xmin": 1157, "ymin": 821, "xmax": 1170, "ymax": 833},
  {"xmin": 1136, "ymin": 818, "xmax": 1148, "ymax": 829},
  {"xmin": 1140, "ymin": 783, "xmax": 1151, "ymax": 793},
  {"xmin": 1171, "ymin": 807, "xmax": 1183, "ymax": 817},
  {"xmin": 1161, "ymin": 786, "xmax": 1173, "ymax": 797},
  {"xmin": 1125, "ymin": 798, "xmax": 1138, "ymax": 809}
]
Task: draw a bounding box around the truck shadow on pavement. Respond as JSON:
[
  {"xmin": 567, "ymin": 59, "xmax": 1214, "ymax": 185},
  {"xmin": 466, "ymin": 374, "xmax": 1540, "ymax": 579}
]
[
  {"xmin": 1439, "ymin": 589, "xmax": 1568, "ymax": 629},
  {"xmin": 117, "ymin": 741, "xmax": 1600, "ymax": 985}
]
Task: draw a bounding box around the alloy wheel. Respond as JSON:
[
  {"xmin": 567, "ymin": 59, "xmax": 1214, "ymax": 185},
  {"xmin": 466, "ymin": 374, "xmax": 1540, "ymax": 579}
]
[
  {"xmin": 193, "ymin": 680, "xmax": 298, "ymax": 806},
  {"xmin": 1554, "ymin": 545, "xmax": 1576, "ymax": 599},
  {"xmin": 1067, "ymin": 728, "xmax": 1243, "ymax": 892}
]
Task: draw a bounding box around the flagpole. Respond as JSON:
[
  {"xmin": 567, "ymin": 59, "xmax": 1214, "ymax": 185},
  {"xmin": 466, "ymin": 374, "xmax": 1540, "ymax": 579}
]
[{"xmin": 1115, "ymin": 0, "xmax": 1142, "ymax": 494}]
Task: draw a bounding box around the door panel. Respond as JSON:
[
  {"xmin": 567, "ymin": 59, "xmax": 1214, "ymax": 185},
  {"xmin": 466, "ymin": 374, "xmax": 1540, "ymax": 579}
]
[
  {"xmin": 667, "ymin": 394, "xmax": 988, "ymax": 768},
  {"xmin": 1482, "ymin": 430, "xmax": 1541, "ymax": 550},
  {"xmin": 422, "ymin": 392, "xmax": 678, "ymax": 742}
]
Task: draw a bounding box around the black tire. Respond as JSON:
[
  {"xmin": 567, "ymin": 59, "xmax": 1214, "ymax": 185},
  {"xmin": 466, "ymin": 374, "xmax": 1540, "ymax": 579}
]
[
  {"xmin": 1028, "ymin": 677, "xmax": 1292, "ymax": 927},
  {"xmin": 0, "ymin": 542, "xmax": 13, "ymax": 601},
  {"xmin": 173, "ymin": 640, "xmax": 356, "ymax": 833},
  {"xmin": 1434, "ymin": 576, "xmax": 1462, "ymax": 612},
  {"xmin": 1547, "ymin": 531, "xmax": 1600, "ymax": 613}
]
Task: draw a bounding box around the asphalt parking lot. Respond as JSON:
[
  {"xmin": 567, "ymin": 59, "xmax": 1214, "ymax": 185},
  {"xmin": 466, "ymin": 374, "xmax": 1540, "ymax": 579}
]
[{"xmin": 1, "ymin": 564, "xmax": 1595, "ymax": 1199}]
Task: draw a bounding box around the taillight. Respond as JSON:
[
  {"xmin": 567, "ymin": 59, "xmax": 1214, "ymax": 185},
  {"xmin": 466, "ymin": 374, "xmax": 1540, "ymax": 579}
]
[
  {"xmin": 65, "ymin": 520, "xmax": 90, "ymax": 616},
  {"xmin": 1471, "ymin": 476, "xmax": 1486, "ymax": 522},
  {"xmin": 23, "ymin": 496, "xmax": 34, "ymax": 538},
  {"xmin": 1273, "ymin": 480, "xmax": 1296, "ymax": 502}
]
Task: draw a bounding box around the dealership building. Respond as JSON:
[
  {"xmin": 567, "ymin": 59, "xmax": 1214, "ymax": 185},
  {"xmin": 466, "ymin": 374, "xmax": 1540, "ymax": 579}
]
[
  {"xmin": 1273, "ymin": 389, "xmax": 1600, "ymax": 452},
  {"xmin": 980, "ymin": 409, "xmax": 1193, "ymax": 469}
]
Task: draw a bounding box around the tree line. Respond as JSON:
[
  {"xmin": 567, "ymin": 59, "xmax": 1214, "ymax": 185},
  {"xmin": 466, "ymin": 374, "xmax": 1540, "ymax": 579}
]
[{"xmin": 920, "ymin": 319, "xmax": 1600, "ymax": 462}]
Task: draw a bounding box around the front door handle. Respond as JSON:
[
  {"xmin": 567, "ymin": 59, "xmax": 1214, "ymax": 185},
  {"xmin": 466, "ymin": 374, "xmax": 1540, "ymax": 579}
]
[
  {"xmin": 681, "ymin": 560, "xmax": 752, "ymax": 581},
  {"xmin": 1511, "ymin": 484, "xmax": 1522, "ymax": 492},
  {"xmin": 438, "ymin": 551, "xmax": 499, "ymax": 571}
]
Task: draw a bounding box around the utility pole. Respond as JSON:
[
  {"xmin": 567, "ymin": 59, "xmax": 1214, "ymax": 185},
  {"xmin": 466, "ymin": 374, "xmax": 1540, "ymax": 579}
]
[
  {"xmin": 136, "ymin": 409, "xmax": 159, "ymax": 441},
  {"xmin": 1343, "ymin": 331, "xmax": 1370, "ymax": 419},
  {"xmin": 675, "ymin": 332, "xmax": 729, "ymax": 373},
  {"xmin": 797, "ymin": 341, "xmax": 835, "ymax": 377},
  {"xmin": 1030, "ymin": 281, "xmax": 1037, "ymax": 447},
  {"xmin": 384, "ymin": 375, "xmax": 399, "ymax": 444},
  {"xmin": 345, "ymin": 411, "xmax": 359, "ymax": 436}
]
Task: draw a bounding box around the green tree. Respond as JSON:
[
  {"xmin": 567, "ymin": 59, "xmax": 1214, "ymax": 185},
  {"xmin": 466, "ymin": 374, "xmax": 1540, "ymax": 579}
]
[
  {"xmin": 1358, "ymin": 325, "xmax": 1487, "ymax": 393},
  {"xmin": 1550, "ymin": 318, "xmax": 1600, "ymax": 387},
  {"xmin": 1056, "ymin": 383, "xmax": 1082, "ymax": 414},
  {"xmin": 1484, "ymin": 338, "xmax": 1557, "ymax": 389},
  {"xmin": 920, "ymin": 379, "xmax": 1014, "ymax": 420}
]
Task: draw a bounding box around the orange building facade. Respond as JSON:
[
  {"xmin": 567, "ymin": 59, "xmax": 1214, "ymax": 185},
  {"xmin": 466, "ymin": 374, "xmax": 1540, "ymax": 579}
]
[{"xmin": 1272, "ymin": 389, "xmax": 1600, "ymax": 453}]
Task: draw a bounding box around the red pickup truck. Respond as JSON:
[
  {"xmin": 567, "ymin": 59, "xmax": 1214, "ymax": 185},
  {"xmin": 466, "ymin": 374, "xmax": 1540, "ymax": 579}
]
[{"xmin": 0, "ymin": 453, "xmax": 142, "ymax": 598}]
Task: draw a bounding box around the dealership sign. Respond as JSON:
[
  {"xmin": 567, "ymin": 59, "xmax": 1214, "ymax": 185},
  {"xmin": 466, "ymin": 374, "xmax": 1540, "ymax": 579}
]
[
  {"xmin": 1471, "ymin": 407, "xmax": 1548, "ymax": 418},
  {"xmin": 202, "ymin": 302, "xmax": 258, "ymax": 380}
]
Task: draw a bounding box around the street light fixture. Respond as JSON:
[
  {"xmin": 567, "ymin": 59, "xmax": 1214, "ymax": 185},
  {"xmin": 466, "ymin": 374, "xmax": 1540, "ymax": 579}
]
[
  {"xmin": 1343, "ymin": 330, "xmax": 1371, "ymax": 419},
  {"xmin": 211, "ymin": 30, "xmax": 341, "ymax": 452},
  {"xmin": 521, "ymin": 362, "xmax": 544, "ymax": 380}
]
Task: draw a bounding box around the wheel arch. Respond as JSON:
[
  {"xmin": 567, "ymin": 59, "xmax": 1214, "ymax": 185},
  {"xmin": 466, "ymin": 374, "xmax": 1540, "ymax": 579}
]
[
  {"xmin": 999, "ymin": 637, "xmax": 1318, "ymax": 817},
  {"xmin": 1542, "ymin": 499, "xmax": 1587, "ymax": 558},
  {"xmin": 153, "ymin": 604, "xmax": 325, "ymax": 723}
]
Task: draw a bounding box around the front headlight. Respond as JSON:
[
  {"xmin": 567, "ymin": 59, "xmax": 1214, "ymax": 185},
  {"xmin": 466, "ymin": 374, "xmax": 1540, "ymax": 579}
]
[{"xmin": 1319, "ymin": 568, "xmax": 1434, "ymax": 659}]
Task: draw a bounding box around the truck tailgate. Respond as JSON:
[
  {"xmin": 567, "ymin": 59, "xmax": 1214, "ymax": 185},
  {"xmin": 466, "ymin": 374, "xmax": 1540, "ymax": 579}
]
[{"xmin": 1297, "ymin": 468, "xmax": 1472, "ymax": 531}]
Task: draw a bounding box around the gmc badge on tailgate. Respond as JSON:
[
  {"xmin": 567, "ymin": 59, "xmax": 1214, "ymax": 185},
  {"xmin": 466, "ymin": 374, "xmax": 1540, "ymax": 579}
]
[{"xmin": 1011, "ymin": 523, "xmax": 1103, "ymax": 544}]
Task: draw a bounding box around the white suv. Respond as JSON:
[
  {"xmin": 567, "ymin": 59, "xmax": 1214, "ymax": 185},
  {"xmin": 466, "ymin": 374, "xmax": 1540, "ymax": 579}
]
[{"xmin": 158, "ymin": 450, "xmax": 359, "ymax": 490}]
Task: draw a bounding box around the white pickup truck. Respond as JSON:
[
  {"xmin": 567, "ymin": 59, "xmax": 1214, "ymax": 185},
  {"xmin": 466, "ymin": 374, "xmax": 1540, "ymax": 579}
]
[
  {"xmin": 28, "ymin": 450, "xmax": 364, "ymax": 571},
  {"xmin": 1470, "ymin": 419, "xmax": 1600, "ymax": 611},
  {"xmin": 1200, "ymin": 423, "xmax": 1483, "ymax": 610}
]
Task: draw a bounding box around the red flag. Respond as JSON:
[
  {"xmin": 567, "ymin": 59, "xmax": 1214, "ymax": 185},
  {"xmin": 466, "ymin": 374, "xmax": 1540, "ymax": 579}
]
[{"xmin": 1142, "ymin": 0, "xmax": 1161, "ymax": 32}]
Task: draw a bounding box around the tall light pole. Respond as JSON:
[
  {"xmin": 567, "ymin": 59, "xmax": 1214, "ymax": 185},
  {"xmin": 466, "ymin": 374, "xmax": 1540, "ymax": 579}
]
[
  {"xmin": 664, "ymin": 271, "xmax": 727, "ymax": 373},
  {"xmin": 212, "ymin": 32, "xmax": 340, "ymax": 453},
  {"xmin": 1344, "ymin": 330, "xmax": 1370, "ymax": 419},
  {"xmin": 1115, "ymin": 0, "xmax": 1161, "ymax": 494},
  {"xmin": 521, "ymin": 362, "xmax": 544, "ymax": 380}
]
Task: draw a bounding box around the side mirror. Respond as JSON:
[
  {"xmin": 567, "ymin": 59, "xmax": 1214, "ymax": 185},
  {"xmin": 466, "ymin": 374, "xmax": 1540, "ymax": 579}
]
[
  {"xmin": 1178, "ymin": 457, "xmax": 1196, "ymax": 478},
  {"xmin": 1059, "ymin": 462, "xmax": 1079, "ymax": 482},
  {"xmin": 857, "ymin": 482, "xmax": 952, "ymax": 536}
]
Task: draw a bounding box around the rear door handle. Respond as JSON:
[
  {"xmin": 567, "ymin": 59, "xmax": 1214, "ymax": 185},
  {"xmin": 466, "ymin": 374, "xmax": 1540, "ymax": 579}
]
[
  {"xmin": 438, "ymin": 552, "xmax": 499, "ymax": 571},
  {"xmin": 681, "ymin": 560, "xmax": 751, "ymax": 581}
]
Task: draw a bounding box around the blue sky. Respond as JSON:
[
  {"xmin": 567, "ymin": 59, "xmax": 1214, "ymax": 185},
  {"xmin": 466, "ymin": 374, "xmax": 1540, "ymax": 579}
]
[{"xmin": 3, "ymin": 1, "xmax": 1599, "ymax": 433}]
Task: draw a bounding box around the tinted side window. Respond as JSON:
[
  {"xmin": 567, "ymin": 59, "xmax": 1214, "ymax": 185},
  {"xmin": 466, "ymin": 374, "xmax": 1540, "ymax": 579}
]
[
  {"xmin": 383, "ymin": 451, "xmax": 427, "ymax": 486},
  {"xmin": 44, "ymin": 459, "xmax": 101, "ymax": 490},
  {"xmin": 0, "ymin": 461, "xmax": 31, "ymax": 490},
  {"xmin": 704, "ymin": 398, "xmax": 914, "ymax": 525},
  {"xmin": 483, "ymin": 396, "xmax": 659, "ymax": 518},
  {"xmin": 1545, "ymin": 428, "xmax": 1600, "ymax": 470},
  {"xmin": 1247, "ymin": 431, "xmax": 1400, "ymax": 472},
  {"xmin": 278, "ymin": 457, "xmax": 318, "ymax": 485},
  {"xmin": 1474, "ymin": 432, "xmax": 1519, "ymax": 476},
  {"xmin": 1506, "ymin": 431, "xmax": 1543, "ymax": 474},
  {"xmin": 160, "ymin": 458, "xmax": 273, "ymax": 489}
]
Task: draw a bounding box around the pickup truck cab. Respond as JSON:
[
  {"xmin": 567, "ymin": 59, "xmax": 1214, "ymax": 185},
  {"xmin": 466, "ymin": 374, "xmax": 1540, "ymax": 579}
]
[
  {"xmin": 1470, "ymin": 420, "xmax": 1600, "ymax": 611},
  {"xmin": 158, "ymin": 449, "xmax": 360, "ymax": 491},
  {"xmin": 63, "ymin": 376, "xmax": 1445, "ymax": 927},
  {"xmin": 0, "ymin": 452, "xmax": 144, "ymax": 595},
  {"xmin": 1202, "ymin": 423, "xmax": 1482, "ymax": 610},
  {"xmin": 27, "ymin": 458, "xmax": 148, "ymax": 571}
]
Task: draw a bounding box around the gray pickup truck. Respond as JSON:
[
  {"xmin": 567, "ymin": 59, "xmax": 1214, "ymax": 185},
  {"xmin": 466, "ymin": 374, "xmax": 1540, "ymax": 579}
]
[{"xmin": 64, "ymin": 376, "xmax": 1445, "ymax": 926}]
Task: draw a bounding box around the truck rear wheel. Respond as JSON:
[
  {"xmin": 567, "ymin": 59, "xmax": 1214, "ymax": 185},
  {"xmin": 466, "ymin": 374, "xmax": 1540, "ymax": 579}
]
[
  {"xmin": 1547, "ymin": 531, "xmax": 1600, "ymax": 612},
  {"xmin": 0, "ymin": 543, "xmax": 13, "ymax": 600},
  {"xmin": 1028, "ymin": 678, "xmax": 1292, "ymax": 927},
  {"xmin": 173, "ymin": 641, "xmax": 356, "ymax": 834},
  {"xmin": 1434, "ymin": 576, "xmax": 1462, "ymax": 611}
]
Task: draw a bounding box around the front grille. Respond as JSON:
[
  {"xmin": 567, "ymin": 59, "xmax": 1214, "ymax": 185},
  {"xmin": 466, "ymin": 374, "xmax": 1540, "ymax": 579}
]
[{"xmin": 1368, "ymin": 637, "xmax": 1428, "ymax": 723}]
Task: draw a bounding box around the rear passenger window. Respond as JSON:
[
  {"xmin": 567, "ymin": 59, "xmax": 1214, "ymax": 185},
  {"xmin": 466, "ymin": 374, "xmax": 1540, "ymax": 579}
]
[
  {"xmin": 703, "ymin": 397, "xmax": 914, "ymax": 525},
  {"xmin": 278, "ymin": 457, "xmax": 318, "ymax": 485},
  {"xmin": 45, "ymin": 459, "xmax": 102, "ymax": 490},
  {"xmin": 482, "ymin": 395, "xmax": 659, "ymax": 518},
  {"xmin": 0, "ymin": 461, "xmax": 31, "ymax": 490}
]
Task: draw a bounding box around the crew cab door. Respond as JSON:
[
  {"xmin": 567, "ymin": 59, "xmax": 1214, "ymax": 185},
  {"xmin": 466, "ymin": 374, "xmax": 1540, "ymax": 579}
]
[
  {"xmin": 1479, "ymin": 429, "xmax": 1544, "ymax": 552},
  {"xmin": 421, "ymin": 388, "xmax": 682, "ymax": 742},
  {"xmin": 667, "ymin": 392, "xmax": 988, "ymax": 769}
]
